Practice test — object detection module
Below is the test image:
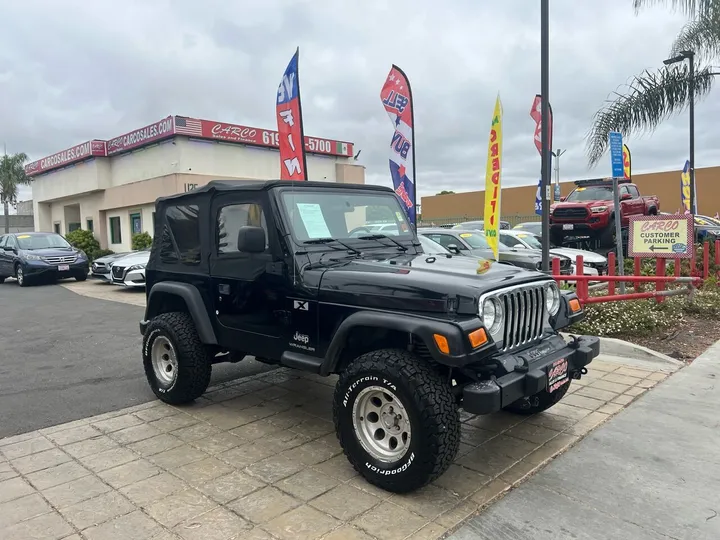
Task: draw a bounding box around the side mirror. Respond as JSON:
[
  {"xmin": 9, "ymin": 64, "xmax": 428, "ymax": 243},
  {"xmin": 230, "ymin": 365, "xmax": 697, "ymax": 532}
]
[
  {"xmin": 2, "ymin": 246, "xmax": 13, "ymax": 251},
  {"xmin": 236, "ymin": 226, "xmax": 266, "ymax": 253},
  {"xmin": 447, "ymin": 244, "xmax": 461, "ymax": 254},
  {"xmin": 560, "ymin": 196, "xmax": 566, "ymax": 202},
  {"xmin": 621, "ymin": 193, "xmax": 632, "ymax": 201}
]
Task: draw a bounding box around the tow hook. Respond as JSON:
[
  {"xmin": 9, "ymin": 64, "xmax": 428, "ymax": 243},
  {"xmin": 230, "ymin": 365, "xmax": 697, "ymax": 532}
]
[
  {"xmin": 567, "ymin": 334, "xmax": 581, "ymax": 349},
  {"xmin": 571, "ymin": 367, "xmax": 588, "ymax": 380},
  {"xmin": 514, "ymin": 358, "xmax": 530, "ymax": 373}
]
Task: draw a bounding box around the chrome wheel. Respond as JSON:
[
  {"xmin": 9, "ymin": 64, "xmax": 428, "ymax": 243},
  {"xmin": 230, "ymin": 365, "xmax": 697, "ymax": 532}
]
[
  {"xmin": 16, "ymin": 266, "xmax": 23, "ymax": 285},
  {"xmin": 151, "ymin": 336, "xmax": 178, "ymax": 388},
  {"xmin": 352, "ymin": 386, "xmax": 412, "ymax": 462}
]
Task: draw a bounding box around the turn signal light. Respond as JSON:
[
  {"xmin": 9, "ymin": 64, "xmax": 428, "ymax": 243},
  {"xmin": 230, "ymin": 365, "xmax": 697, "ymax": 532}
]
[
  {"xmin": 433, "ymin": 334, "xmax": 450, "ymax": 354},
  {"xmin": 569, "ymin": 298, "xmax": 582, "ymax": 313},
  {"xmin": 468, "ymin": 328, "xmax": 488, "ymax": 348}
]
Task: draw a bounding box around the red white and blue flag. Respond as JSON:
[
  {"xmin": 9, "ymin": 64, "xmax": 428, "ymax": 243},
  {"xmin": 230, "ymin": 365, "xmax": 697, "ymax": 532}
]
[
  {"xmin": 276, "ymin": 48, "xmax": 308, "ymax": 181},
  {"xmin": 380, "ymin": 65, "xmax": 416, "ymax": 225}
]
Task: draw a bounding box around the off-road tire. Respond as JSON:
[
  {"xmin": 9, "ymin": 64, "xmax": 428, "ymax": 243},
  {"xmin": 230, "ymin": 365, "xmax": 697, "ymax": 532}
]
[
  {"xmin": 504, "ymin": 381, "xmax": 571, "ymax": 415},
  {"xmin": 333, "ymin": 348, "xmax": 460, "ymax": 493},
  {"xmin": 142, "ymin": 312, "xmax": 212, "ymax": 405},
  {"xmin": 600, "ymin": 216, "xmax": 616, "ymax": 249}
]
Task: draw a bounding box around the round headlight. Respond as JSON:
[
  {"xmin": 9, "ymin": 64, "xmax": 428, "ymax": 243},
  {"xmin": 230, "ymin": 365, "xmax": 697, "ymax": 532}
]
[
  {"xmin": 544, "ymin": 281, "xmax": 560, "ymax": 315},
  {"xmin": 481, "ymin": 297, "xmax": 504, "ymax": 335}
]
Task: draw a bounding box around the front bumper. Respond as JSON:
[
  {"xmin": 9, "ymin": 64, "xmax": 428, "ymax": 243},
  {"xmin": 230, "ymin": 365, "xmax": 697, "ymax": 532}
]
[
  {"xmin": 111, "ymin": 267, "xmax": 146, "ymax": 288},
  {"xmin": 23, "ymin": 260, "xmax": 89, "ymax": 279},
  {"xmin": 462, "ymin": 334, "xmax": 600, "ymax": 415}
]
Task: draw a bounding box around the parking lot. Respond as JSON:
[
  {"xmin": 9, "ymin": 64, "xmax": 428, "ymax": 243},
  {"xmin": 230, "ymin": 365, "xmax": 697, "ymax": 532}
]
[{"xmin": 0, "ymin": 278, "xmax": 680, "ymax": 540}]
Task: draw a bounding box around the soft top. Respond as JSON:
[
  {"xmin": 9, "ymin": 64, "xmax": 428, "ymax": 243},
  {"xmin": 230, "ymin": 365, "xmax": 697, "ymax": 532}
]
[{"xmin": 155, "ymin": 179, "xmax": 394, "ymax": 204}]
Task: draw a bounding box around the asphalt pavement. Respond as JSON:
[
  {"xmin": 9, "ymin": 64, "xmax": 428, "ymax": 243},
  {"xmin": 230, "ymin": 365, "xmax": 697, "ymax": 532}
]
[
  {"xmin": 448, "ymin": 339, "xmax": 720, "ymax": 540},
  {"xmin": 0, "ymin": 280, "xmax": 276, "ymax": 438}
]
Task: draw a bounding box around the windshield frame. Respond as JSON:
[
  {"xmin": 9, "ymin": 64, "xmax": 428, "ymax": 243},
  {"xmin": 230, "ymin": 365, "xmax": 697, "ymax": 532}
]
[
  {"xmin": 275, "ymin": 186, "xmax": 416, "ymax": 249},
  {"xmin": 16, "ymin": 233, "xmax": 72, "ymax": 251}
]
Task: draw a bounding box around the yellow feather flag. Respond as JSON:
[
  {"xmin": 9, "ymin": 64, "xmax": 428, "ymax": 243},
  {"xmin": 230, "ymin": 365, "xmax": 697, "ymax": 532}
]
[{"xmin": 484, "ymin": 95, "xmax": 503, "ymax": 261}]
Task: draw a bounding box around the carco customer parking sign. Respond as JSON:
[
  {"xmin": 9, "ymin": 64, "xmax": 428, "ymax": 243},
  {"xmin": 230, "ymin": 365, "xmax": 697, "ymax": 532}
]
[{"xmin": 628, "ymin": 214, "xmax": 694, "ymax": 258}]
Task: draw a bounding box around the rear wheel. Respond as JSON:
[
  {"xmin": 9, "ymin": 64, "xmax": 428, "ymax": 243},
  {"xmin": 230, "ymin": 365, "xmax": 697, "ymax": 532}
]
[
  {"xmin": 0, "ymin": 277, "xmax": 5, "ymax": 284},
  {"xmin": 333, "ymin": 349, "xmax": 460, "ymax": 493},
  {"xmin": 142, "ymin": 312, "xmax": 213, "ymax": 404}
]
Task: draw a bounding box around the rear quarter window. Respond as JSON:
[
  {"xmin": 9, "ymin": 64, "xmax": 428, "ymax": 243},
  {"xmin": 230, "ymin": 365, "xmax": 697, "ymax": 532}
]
[{"xmin": 160, "ymin": 205, "xmax": 201, "ymax": 264}]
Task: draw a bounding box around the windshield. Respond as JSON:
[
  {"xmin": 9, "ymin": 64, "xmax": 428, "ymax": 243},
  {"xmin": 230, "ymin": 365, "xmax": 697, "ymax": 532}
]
[
  {"xmin": 16, "ymin": 233, "xmax": 71, "ymax": 250},
  {"xmin": 513, "ymin": 233, "xmax": 542, "ymax": 249},
  {"xmin": 565, "ymin": 186, "xmax": 614, "ymax": 202},
  {"xmin": 457, "ymin": 232, "xmax": 491, "ymax": 249},
  {"xmin": 696, "ymin": 216, "xmax": 720, "ymax": 227},
  {"xmin": 280, "ymin": 190, "xmax": 412, "ymax": 242}
]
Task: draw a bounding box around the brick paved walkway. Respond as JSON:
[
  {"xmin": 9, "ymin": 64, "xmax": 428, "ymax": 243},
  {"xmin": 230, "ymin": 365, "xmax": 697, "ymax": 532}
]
[{"xmin": 1, "ymin": 357, "xmax": 677, "ymax": 540}]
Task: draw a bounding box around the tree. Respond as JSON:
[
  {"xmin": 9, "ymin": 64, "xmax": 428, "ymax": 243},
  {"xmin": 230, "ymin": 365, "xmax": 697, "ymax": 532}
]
[
  {"xmin": 586, "ymin": 0, "xmax": 720, "ymax": 166},
  {"xmin": 0, "ymin": 152, "xmax": 31, "ymax": 234},
  {"xmin": 436, "ymin": 190, "xmax": 455, "ymax": 195}
]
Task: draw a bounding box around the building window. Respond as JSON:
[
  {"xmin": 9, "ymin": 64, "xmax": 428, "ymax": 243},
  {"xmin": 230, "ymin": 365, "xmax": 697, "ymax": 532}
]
[
  {"xmin": 87, "ymin": 219, "xmax": 94, "ymax": 232},
  {"xmin": 54, "ymin": 223, "xmax": 61, "ymax": 234},
  {"xmin": 130, "ymin": 212, "xmax": 142, "ymax": 235},
  {"xmin": 109, "ymin": 217, "xmax": 122, "ymax": 244},
  {"xmin": 217, "ymin": 203, "xmax": 268, "ymax": 254},
  {"xmin": 164, "ymin": 205, "xmax": 201, "ymax": 264},
  {"xmin": 68, "ymin": 222, "xmax": 81, "ymax": 233}
]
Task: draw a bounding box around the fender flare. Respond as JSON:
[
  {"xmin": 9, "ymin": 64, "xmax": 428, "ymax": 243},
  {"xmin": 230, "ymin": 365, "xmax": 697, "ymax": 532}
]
[
  {"xmin": 144, "ymin": 281, "xmax": 217, "ymax": 345},
  {"xmin": 320, "ymin": 311, "xmax": 466, "ymax": 375}
]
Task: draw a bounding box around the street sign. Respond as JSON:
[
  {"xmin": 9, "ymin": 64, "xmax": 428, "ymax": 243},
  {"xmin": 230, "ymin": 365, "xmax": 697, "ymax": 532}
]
[
  {"xmin": 609, "ymin": 131, "xmax": 624, "ymax": 179},
  {"xmin": 628, "ymin": 214, "xmax": 694, "ymax": 258}
]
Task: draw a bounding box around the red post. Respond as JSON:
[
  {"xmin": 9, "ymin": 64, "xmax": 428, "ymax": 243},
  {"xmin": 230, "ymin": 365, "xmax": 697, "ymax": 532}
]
[
  {"xmin": 634, "ymin": 257, "xmax": 641, "ymax": 292},
  {"xmin": 552, "ymin": 255, "xmax": 560, "ymax": 276},
  {"xmin": 674, "ymin": 257, "xmax": 681, "ymax": 277},
  {"xmin": 607, "ymin": 252, "xmax": 616, "ymax": 296},
  {"xmin": 655, "ymin": 258, "xmax": 666, "ymax": 303},
  {"xmin": 575, "ymin": 255, "xmax": 586, "ymax": 301},
  {"xmin": 691, "ymin": 244, "xmax": 697, "ymax": 277},
  {"xmin": 703, "ymin": 242, "xmax": 710, "ymax": 280},
  {"xmin": 716, "ymin": 240, "xmax": 720, "ymax": 281}
]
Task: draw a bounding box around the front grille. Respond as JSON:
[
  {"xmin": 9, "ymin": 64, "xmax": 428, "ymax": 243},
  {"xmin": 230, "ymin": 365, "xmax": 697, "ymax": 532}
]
[
  {"xmin": 44, "ymin": 255, "xmax": 76, "ymax": 264},
  {"xmin": 553, "ymin": 207, "xmax": 589, "ymax": 219},
  {"xmin": 112, "ymin": 266, "xmax": 125, "ymax": 280},
  {"xmin": 495, "ymin": 284, "xmax": 547, "ymax": 352}
]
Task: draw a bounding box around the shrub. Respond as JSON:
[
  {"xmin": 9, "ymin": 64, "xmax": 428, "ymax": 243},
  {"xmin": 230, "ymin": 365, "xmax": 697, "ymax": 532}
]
[
  {"xmin": 65, "ymin": 229, "xmax": 102, "ymax": 261},
  {"xmin": 131, "ymin": 231, "xmax": 153, "ymax": 250}
]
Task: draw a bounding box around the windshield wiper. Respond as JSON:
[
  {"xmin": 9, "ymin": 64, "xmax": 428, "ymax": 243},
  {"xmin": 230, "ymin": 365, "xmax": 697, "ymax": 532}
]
[
  {"xmin": 302, "ymin": 238, "xmax": 361, "ymax": 254},
  {"xmin": 357, "ymin": 234, "xmax": 408, "ymax": 252}
]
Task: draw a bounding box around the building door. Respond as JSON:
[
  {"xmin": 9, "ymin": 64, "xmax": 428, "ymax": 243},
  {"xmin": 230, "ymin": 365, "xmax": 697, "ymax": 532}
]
[{"xmin": 130, "ymin": 213, "xmax": 142, "ymax": 235}]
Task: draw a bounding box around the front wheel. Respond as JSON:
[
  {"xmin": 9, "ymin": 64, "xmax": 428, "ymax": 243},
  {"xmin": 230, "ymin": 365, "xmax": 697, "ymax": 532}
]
[
  {"xmin": 75, "ymin": 273, "xmax": 88, "ymax": 282},
  {"xmin": 142, "ymin": 312, "xmax": 213, "ymax": 405},
  {"xmin": 15, "ymin": 265, "xmax": 29, "ymax": 287},
  {"xmin": 333, "ymin": 349, "xmax": 460, "ymax": 493}
]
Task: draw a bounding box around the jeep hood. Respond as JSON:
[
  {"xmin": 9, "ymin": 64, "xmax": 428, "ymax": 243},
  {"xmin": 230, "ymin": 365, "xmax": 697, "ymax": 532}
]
[{"xmin": 315, "ymin": 252, "xmax": 550, "ymax": 315}]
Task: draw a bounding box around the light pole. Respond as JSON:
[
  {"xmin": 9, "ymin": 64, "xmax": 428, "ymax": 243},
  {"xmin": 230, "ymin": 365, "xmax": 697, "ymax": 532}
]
[
  {"xmin": 664, "ymin": 50, "xmax": 696, "ymax": 214},
  {"xmin": 551, "ymin": 148, "xmax": 565, "ymax": 201},
  {"xmin": 540, "ymin": 0, "xmax": 550, "ymax": 272}
]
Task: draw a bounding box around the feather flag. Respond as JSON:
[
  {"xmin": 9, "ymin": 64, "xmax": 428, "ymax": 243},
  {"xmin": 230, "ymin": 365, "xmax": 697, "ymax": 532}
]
[
  {"xmin": 276, "ymin": 48, "xmax": 308, "ymax": 180},
  {"xmin": 484, "ymin": 95, "xmax": 503, "ymax": 261}
]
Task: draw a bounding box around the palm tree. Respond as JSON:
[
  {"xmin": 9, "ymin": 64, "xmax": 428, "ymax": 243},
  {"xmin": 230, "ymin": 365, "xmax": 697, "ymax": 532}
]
[
  {"xmin": 586, "ymin": 0, "xmax": 720, "ymax": 165},
  {"xmin": 0, "ymin": 152, "xmax": 31, "ymax": 233}
]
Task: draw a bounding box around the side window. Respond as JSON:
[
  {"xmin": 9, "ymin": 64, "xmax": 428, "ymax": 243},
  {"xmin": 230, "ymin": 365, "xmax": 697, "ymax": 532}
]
[
  {"xmin": 6, "ymin": 236, "xmax": 17, "ymax": 249},
  {"xmin": 628, "ymin": 185, "xmax": 640, "ymax": 198},
  {"xmin": 620, "ymin": 186, "xmax": 630, "ymax": 197},
  {"xmin": 500, "ymin": 234, "xmax": 521, "ymax": 247},
  {"xmin": 436, "ymin": 234, "xmax": 466, "ymax": 250},
  {"xmin": 217, "ymin": 203, "xmax": 268, "ymax": 254},
  {"xmin": 164, "ymin": 205, "xmax": 201, "ymax": 264},
  {"xmin": 0, "ymin": 236, "xmax": 5, "ymax": 248}
]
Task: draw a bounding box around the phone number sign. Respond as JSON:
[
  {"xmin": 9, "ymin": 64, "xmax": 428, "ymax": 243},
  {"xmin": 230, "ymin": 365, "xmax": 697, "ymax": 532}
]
[{"xmin": 628, "ymin": 214, "xmax": 694, "ymax": 258}]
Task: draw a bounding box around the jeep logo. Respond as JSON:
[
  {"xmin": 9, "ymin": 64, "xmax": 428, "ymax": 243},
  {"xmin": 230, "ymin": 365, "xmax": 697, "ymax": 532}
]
[{"xmin": 293, "ymin": 332, "xmax": 309, "ymax": 344}]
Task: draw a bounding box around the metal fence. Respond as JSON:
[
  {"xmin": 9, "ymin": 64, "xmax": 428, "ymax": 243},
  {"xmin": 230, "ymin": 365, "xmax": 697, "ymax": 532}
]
[{"xmin": 417, "ymin": 215, "xmax": 540, "ymax": 229}]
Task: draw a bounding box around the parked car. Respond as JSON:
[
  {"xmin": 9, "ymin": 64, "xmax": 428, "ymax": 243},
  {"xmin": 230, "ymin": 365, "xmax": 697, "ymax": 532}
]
[
  {"xmin": 513, "ymin": 222, "xmax": 542, "ymax": 235},
  {"xmin": 366, "ymin": 223, "xmax": 400, "ymax": 235},
  {"xmin": 139, "ymin": 180, "xmax": 598, "ymax": 494},
  {"xmin": 91, "ymin": 251, "xmax": 134, "ymax": 281},
  {"xmin": 108, "ymin": 250, "xmax": 150, "ymax": 288},
  {"xmin": 550, "ymin": 178, "xmax": 659, "ymax": 248},
  {"xmin": 0, "ymin": 232, "xmax": 89, "ymax": 287},
  {"xmin": 452, "ymin": 220, "xmax": 510, "ymax": 231},
  {"xmin": 418, "ymin": 228, "xmax": 572, "ymax": 274},
  {"xmin": 499, "ymin": 230, "xmax": 606, "ymax": 276}
]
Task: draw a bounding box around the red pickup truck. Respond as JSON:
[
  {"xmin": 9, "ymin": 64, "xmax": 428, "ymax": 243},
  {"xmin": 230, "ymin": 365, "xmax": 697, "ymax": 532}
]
[{"xmin": 549, "ymin": 178, "xmax": 660, "ymax": 248}]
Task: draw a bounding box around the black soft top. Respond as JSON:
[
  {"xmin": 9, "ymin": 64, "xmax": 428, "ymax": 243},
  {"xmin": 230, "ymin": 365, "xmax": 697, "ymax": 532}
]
[{"xmin": 156, "ymin": 179, "xmax": 394, "ymax": 204}]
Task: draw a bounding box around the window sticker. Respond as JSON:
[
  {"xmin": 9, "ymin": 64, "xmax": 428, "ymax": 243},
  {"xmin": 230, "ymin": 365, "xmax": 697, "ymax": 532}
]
[
  {"xmin": 296, "ymin": 203, "xmax": 332, "ymax": 238},
  {"xmin": 17, "ymin": 235, "xmax": 31, "ymax": 239},
  {"xmin": 460, "ymin": 233, "xmax": 473, "ymax": 238}
]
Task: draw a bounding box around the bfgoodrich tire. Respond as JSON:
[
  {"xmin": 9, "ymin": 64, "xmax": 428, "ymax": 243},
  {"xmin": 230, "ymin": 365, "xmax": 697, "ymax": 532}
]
[
  {"xmin": 142, "ymin": 312, "xmax": 213, "ymax": 405},
  {"xmin": 333, "ymin": 349, "xmax": 460, "ymax": 493},
  {"xmin": 504, "ymin": 380, "xmax": 571, "ymax": 415}
]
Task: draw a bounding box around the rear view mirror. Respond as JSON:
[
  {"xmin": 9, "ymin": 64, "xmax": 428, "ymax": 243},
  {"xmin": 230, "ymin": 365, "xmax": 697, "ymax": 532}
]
[{"xmin": 237, "ymin": 226, "xmax": 266, "ymax": 253}]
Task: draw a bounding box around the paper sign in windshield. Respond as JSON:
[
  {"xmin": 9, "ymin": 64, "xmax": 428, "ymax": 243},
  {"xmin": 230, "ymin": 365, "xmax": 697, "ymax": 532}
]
[{"xmin": 297, "ymin": 203, "xmax": 331, "ymax": 238}]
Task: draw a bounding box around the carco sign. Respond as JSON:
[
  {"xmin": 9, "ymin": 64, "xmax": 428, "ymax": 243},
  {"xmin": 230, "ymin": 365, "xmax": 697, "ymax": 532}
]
[{"xmin": 628, "ymin": 214, "xmax": 694, "ymax": 258}]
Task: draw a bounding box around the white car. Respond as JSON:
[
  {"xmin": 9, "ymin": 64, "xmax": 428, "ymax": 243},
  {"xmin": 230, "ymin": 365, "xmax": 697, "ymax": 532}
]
[
  {"xmin": 108, "ymin": 250, "xmax": 150, "ymax": 288},
  {"xmin": 498, "ymin": 230, "xmax": 606, "ymax": 276}
]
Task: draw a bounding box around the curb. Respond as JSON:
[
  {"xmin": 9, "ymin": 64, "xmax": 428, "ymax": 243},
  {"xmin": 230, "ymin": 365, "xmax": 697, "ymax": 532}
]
[{"xmin": 561, "ymin": 332, "xmax": 683, "ymax": 368}]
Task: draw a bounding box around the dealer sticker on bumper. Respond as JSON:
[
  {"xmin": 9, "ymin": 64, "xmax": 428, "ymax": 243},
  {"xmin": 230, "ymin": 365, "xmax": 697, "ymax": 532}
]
[{"xmin": 547, "ymin": 358, "xmax": 570, "ymax": 393}]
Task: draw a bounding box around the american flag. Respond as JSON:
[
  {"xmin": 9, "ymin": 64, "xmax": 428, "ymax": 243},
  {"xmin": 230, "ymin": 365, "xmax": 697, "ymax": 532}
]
[{"xmin": 174, "ymin": 116, "xmax": 203, "ymax": 137}]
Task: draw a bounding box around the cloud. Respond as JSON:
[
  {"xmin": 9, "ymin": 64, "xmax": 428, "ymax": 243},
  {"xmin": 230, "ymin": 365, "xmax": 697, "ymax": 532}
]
[{"xmin": 1, "ymin": 0, "xmax": 718, "ymax": 205}]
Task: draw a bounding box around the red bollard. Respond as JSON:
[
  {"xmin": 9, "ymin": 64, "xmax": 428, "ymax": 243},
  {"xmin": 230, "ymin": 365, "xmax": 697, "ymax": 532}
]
[
  {"xmin": 703, "ymin": 242, "xmax": 710, "ymax": 280},
  {"xmin": 691, "ymin": 244, "xmax": 697, "ymax": 277},
  {"xmin": 552, "ymin": 255, "xmax": 560, "ymax": 276},
  {"xmin": 674, "ymin": 257, "xmax": 682, "ymax": 277},
  {"xmin": 575, "ymin": 255, "xmax": 586, "ymax": 301},
  {"xmin": 607, "ymin": 252, "xmax": 616, "ymax": 296},
  {"xmin": 634, "ymin": 257, "xmax": 641, "ymax": 292},
  {"xmin": 656, "ymin": 258, "xmax": 666, "ymax": 303}
]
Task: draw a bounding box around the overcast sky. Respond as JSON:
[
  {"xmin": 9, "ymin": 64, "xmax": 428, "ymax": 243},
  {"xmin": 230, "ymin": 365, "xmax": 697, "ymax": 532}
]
[{"xmin": 1, "ymin": 0, "xmax": 718, "ymax": 204}]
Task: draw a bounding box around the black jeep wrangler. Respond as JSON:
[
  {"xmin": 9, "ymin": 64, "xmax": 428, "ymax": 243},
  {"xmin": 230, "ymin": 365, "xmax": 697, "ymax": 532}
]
[{"xmin": 139, "ymin": 180, "xmax": 599, "ymax": 493}]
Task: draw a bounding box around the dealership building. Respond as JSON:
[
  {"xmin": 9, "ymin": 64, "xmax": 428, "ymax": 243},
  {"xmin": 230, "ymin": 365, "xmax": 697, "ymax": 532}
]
[{"xmin": 26, "ymin": 115, "xmax": 364, "ymax": 252}]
